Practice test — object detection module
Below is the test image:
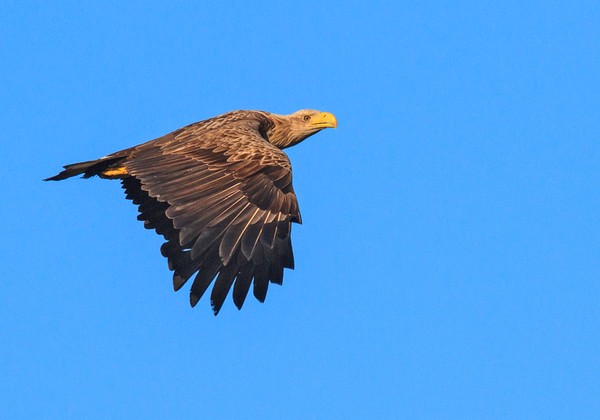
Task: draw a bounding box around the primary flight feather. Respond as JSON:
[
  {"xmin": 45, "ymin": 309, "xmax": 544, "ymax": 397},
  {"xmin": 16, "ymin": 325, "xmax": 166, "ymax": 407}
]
[{"xmin": 46, "ymin": 109, "xmax": 337, "ymax": 315}]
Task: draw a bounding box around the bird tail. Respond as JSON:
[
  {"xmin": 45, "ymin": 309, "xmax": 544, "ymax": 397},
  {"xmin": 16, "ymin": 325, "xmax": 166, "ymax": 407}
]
[{"xmin": 44, "ymin": 156, "xmax": 128, "ymax": 181}]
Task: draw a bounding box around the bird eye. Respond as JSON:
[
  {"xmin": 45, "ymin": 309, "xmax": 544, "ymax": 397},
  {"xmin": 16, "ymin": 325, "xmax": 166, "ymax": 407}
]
[{"xmin": 303, "ymin": 115, "xmax": 311, "ymax": 122}]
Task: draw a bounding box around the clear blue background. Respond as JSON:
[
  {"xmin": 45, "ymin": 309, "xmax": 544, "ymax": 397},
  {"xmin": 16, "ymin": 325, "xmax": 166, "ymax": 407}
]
[{"xmin": 2, "ymin": 1, "xmax": 599, "ymax": 418}]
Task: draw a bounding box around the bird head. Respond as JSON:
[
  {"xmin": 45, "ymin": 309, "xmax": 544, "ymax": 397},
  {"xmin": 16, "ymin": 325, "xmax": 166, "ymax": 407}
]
[{"xmin": 267, "ymin": 109, "xmax": 337, "ymax": 149}]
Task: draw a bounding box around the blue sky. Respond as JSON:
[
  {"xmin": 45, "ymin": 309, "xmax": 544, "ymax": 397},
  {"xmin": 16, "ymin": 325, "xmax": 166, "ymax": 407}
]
[{"xmin": 2, "ymin": 1, "xmax": 599, "ymax": 418}]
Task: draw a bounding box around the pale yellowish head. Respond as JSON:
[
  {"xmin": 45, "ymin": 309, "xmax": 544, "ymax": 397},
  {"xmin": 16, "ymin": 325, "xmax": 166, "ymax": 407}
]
[
  {"xmin": 266, "ymin": 109, "xmax": 337, "ymax": 149},
  {"xmin": 290, "ymin": 109, "xmax": 338, "ymax": 129}
]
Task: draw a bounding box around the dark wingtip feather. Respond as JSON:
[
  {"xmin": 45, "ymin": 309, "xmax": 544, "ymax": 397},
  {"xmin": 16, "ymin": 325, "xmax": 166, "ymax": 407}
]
[
  {"xmin": 188, "ymin": 255, "xmax": 222, "ymax": 310},
  {"xmin": 210, "ymin": 264, "xmax": 238, "ymax": 315},
  {"xmin": 211, "ymin": 303, "xmax": 221, "ymax": 316},
  {"xmin": 173, "ymin": 274, "xmax": 187, "ymax": 291},
  {"xmin": 190, "ymin": 292, "xmax": 201, "ymax": 308},
  {"xmin": 253, "ymin": 264, "xmax": 270, "ymax": 303},
  {"xmin": 233, "ymin": 264, "xmax": 254, "ymax": 310}
]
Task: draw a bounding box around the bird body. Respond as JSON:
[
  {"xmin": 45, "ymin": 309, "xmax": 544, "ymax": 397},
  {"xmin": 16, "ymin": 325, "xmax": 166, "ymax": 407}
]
[{"xmin": 46, "ymin": 109, "xmax": 337, "ymax": 314}]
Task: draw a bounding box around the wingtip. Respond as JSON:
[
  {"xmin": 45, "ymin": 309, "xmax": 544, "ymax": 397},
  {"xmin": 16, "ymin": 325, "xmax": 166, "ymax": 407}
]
[
  {"xmin": 190, "ymin": 293, "xmax": 200, "ymax": 308},
  {"xmin": 211, "ymin": 297, "xmax": 226, "ymax": 316},
  {"xmin": 173, "ymin": 274, "xmax": 187, "ymax": 291},
  {"xmin": 233, "ymin": 298, "xmax": 244, "ymax": 311},
  {"xmin": 211, "ymin": 302, "xmax": 221, "ymax": 316}
]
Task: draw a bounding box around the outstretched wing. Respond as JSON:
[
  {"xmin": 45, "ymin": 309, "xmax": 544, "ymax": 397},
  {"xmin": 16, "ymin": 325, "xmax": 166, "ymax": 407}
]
[{"xmin": 121, "ymin": 118, "xmax": 301, "ymax": 315}]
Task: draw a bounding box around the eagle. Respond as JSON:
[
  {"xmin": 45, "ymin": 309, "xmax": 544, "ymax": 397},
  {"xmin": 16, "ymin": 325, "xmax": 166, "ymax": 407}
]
[{"xmin": 46, "ymin": 109, "xmax": 337, "ymax": 315}]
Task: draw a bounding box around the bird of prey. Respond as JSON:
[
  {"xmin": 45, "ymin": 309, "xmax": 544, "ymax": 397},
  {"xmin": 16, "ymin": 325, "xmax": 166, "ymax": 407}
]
[{"xmin": 46, "ymin": 109, "xmax": 337, "ymax": 315}]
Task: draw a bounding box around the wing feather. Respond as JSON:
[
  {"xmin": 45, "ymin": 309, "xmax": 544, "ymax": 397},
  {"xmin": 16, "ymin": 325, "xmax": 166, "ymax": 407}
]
[{"xmin": 233, "ymin": 263, "xmax": 254, "ymax": 309}]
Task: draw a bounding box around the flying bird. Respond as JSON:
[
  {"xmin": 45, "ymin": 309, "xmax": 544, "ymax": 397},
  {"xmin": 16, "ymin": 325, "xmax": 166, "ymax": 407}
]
[{"xmin": 46, "ymin": 109, "xmax": 337, "ymax": 315}]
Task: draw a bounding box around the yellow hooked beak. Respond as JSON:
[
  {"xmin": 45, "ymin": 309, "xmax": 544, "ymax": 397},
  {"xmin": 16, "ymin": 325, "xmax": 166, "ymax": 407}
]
[{"xmin": 309, "ymin": 112, "xmax": 337, "ymax": 129}]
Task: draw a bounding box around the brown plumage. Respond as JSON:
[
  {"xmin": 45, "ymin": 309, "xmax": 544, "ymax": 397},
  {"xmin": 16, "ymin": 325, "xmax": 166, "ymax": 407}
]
[{"xmin": 45, "ymin": 109, "xmax": 337, "ymax": 315}]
